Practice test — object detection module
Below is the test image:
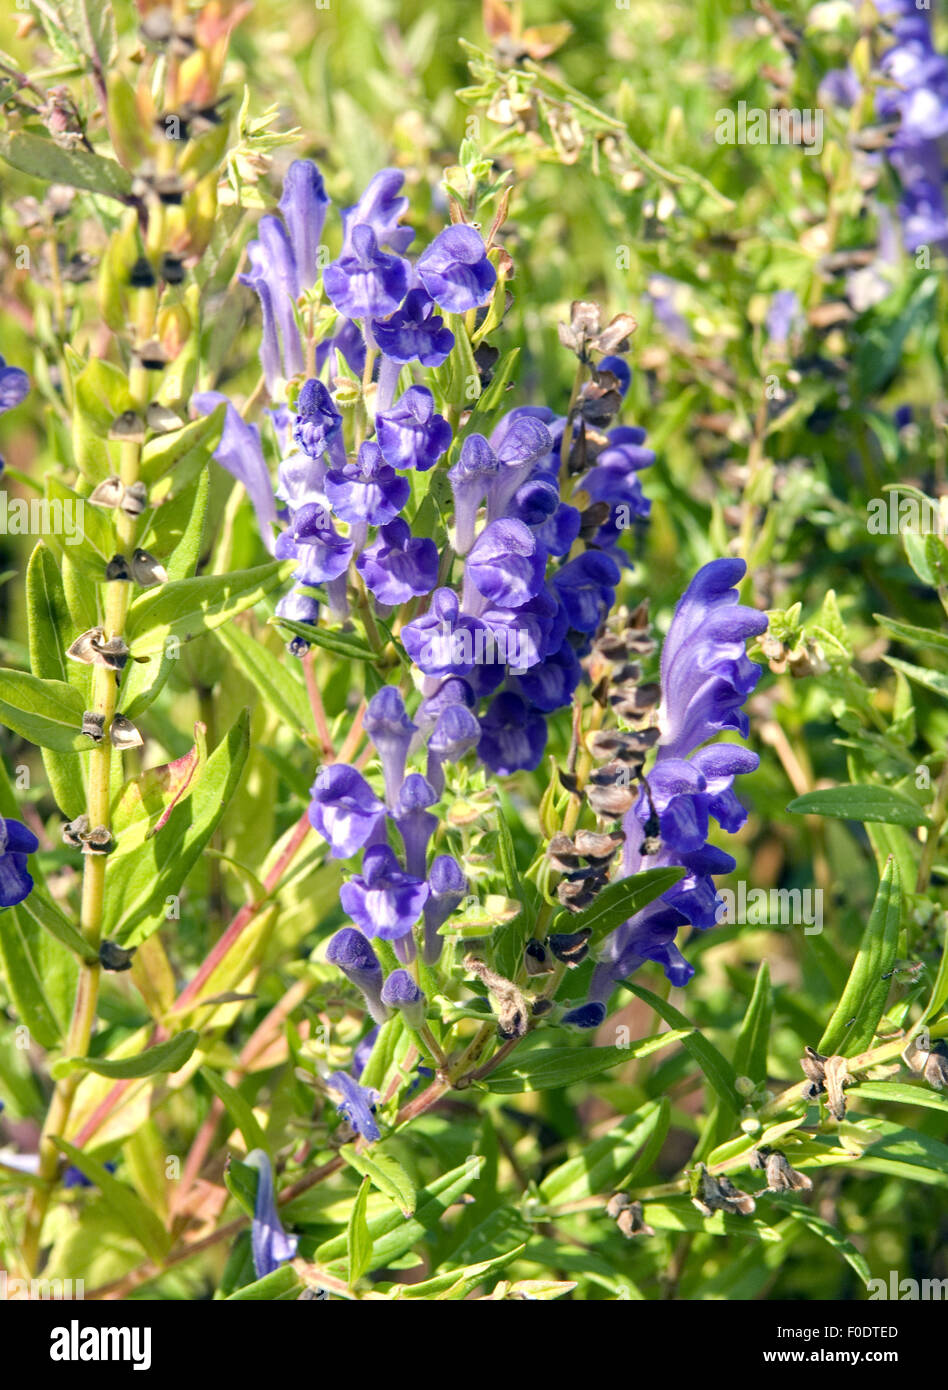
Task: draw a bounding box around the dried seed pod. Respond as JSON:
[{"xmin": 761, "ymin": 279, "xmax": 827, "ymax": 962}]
[
  {"xmin": 822, "ymin": 1054, "xmax": 850, "ymax": 1121},
  {"xmin": 556, "ymin": 878, "xmax": 598, "ymax": 912},
  {"xmin": 800, "ymin": 1045, "xmax": 826, "ymax": 1086},
  {"xmin": 573, "ymin": 829, "xmax": 624, "ymax": 863},
  {"xmin": 524, "ymin": 940, "xmax": 554, "ymax": 976},
  {"xmin": 99, "ymin": 940, "xmax": 136, "ymax": 972},
  {"xmin": 108, "ymin": 411, "xmax": 146, "ymax": 442},
  {"xmin": 616, "ymin": 1202, "xmax": 654, "ymax": 1238},
  {"xmin": 145, "ymin": 403, "xmax": 184, "ymax": 434},
  {"xmin": 62, "ymin": 814, "xmax": 90, "ymax": 847},
  {"xmin": 464, "ymin": 955, "xmax": 529, "ymax": 1042},
  {"xmin": 80, "ymin": 710, "xmax": 105, "ymax": 742},
  {"xmin": 128, "ymin": 256, "xmax": 156, "ymax": 289},
  {"xmin": 923, "ymin": 1045, "xmax": 948, "ymax": 1090},
  {"xmin": 754, "ymin": 1148, "xmax": 813, "ymax": 1193},
  {"xmin": 110, "ymin": 713, "xmax": 143, "ymax": 749},
  {"xmin": 120, "ymin": 482, "xmax": 148, "ymax": 517},
  {"xmin": 605, "ymin": 1192, "xmax": 631, "ymax": 1219},
  {"xmin": 547, "ymin": 928, "xmax": 592, "ymax": 967},
  {"xmin": 89, "ymin": 475, "xmax": 124, "ymax": 509},
  {"xmin": 66, "ymin": 627, "xmax": 107, "ymax": 664},
  {"xmin": 81, "ymin": 825, "xmax": 114, "ymax": 855},
  {"xmin": 531, "ymin": 997, "xmax": 554, "ymax": 1017},
  {"xmin": 692, "ymin": 1165, "xmax": 756, "ymax": 1217},
  {"xmin": 96, "ymin": 635, "xmax": 131, "ymax": 671},
  {"xmin": 130, "ymin": 548, "xmax": 168, "ymax": 586},
  {"xmin": 160, "ymin": 253, "xmax": 186, "ymax": 285},
  {"xmin": 105, "ymin": 554, "xmax": 132, "ymax": 582},
  {"xmin": 586, "ymin": 782, "xmax": 636, "ymax": 817},
  {"xmin": 136, "ymin": 339, "xmax": 171, "ymax": 370},
  {"xmin": 547, "ymin": 833, "xmax": 582, "ymax": 872}
]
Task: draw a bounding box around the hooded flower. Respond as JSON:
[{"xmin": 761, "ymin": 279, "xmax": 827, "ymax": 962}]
[
  {"xmin": 372, "ymin": 289, "xmax": 455, "ymax": 366},
  {"xmin": 340, "ymin": 168, "xmax": 414, "ymax": 256},
  {"xmin": 325, "ymin": 441, "xmax": 409, "ymax": 528},
  {"xmin": 426, "ymin": 703, "xmax": 481, "ymax": 794},
  {"xmin": 394, "ymin": 773, "xmax": 439, "ymax": 877},
  {"xmin": 416, "ymin": 225, "xmax": 496, "ymax": 313},
  {"xmin": 327, "ymin": 1071, "xmax": 381, "ymax": 1143},
  {"xmin": 276, "ymin": 506, "xmax": 353, "ymax": 585},
  {"xmin": 324, "ymin": 224, "xmax": 408, "ymax": 320},
  {"xmin": 401, "ymin": 588, "xmax": 490, "ymax": 678},
  {"xmin": 422, "ymin": 854, "xmax": 467, "ymax": 964},
  {"xmin": 308, "ymin": 764, "xmax": 385, "ymax": 858},
  {"xmin": 376, "ymin": 386, "xmax": 452, "ymax": 472},
  {"xmin": 340, "ymin": 844, "xmax": 429, "ymax": 941},
  {"xmin": 379, "ymin": 968, "xmax": 426, "ymax": 1028},
  {"xmin": 278, "ymin": 159, "xmax": 330, "ymax": 290},
  {"xmin": 356, "ymin": 518, "xmax": 438, "ymax": 606},
  {"xmin": 293, "ymin": 379, "xmax": 343, "ymax": 462},
  {"xmin": 463, "ymin": 519, "xmax": 547, "ymax": 613},
  {"xmin": 363, "ymin": 686, "xmax": 417, "ymax": 807},
  {"xmin": 193, "ymin": 392, "xmax": 279, "ymax": 553},
  {"xmin": 0, "ymin": 355, "xmax": 30, "ymax": 414},
  {"xmin": 247, "ymin": 1150, "xmax": 298, "ymax": 1279},
  {"xmin": 552, "ymin": 551, "xmax": 621, "ymax": 634},
  {"xmin": 326, "ymin": 927, "xmax": 389, "ymax": 1025},
  {"xmin": 0, "ymin": 818, "xmax": 39, "ymax": 909},
  {"xmin": 478, "ymin": 691, "xmax": 547, "ymax": 775}
]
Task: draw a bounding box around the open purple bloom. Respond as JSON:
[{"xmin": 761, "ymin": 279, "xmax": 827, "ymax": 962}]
[
  {"xmin": 426, "ymin": 704, "xmax": 481, "ymax": 794},
  {"xmin": 325, "ymin": 224, "xmax": 408, "ymax": 320},
  {"xmin": 308, "ymin": 764, "xmax": 385, "ymax": 858},
  {"xmin": 0, "ymin": 355, "xmax": 30, "ymax": 414},
  {"xmin": 463, "ymin": 519, "xmax": 547, "ymax": 613},
  {"xmin": 363, "ymin": 686, "xmax": 417, "ymax": 807},
  {"xmin": 293, "ymin": 379, "xmax": 343, "ymax": 462},
  {"xmin": 326, "ymin": 927, "xmax": 389, "ymax": 1025},
  {"xmin": 375, "ymin": 386, "xmax": 452, "ymax": 472},
  {"xmin": 340, "ymin": 844, "xmax": 429, "ymax": 941},
  {"xmin": 276, "ymin": 506, "xmax": 353, "ymax": 585},
  {"xmin": 341, "ymin": 168, "xmax": 414, "ymax": 256},
  {"xmin": 276, "ymin": 450, "xmax": 329, "ymax": 512},
  {"xmin": 356, "ymin": 518, "xmax": 438, "ymax": 606},
  {"xmin": 417, "ymin": 224, "xmax": 496, "ymax": 313},
  {"xmin": 275, "ymin": 589, "xmax": 320, "ymax": 626},
  {"xmin": 0, "ymin": 818, "xmax": 39, "ymax": 909},
  {"xmin": 278, "ymin": 159, "xmax": 330, "ymax": 290},
  {"xmin": 510, "ymin": 639, "xmax": 583, "ymax": 713},
  {"xmin": 328, "ymin": 1071, "xmax": 381, "ymax": 1143},
  {"xmin": 485, "ymin": 415, "xmax": 554, "ymax": 521},
  {"xmin": 478, "ymin": 691, "xmax": 547, "ymax": 775},
  {"xmin": 422, "ymin": 854, "xmax": 467, "ymax": 964},
  {"xmin": 372, "ymin": 289, "xmax": 455, "ymax": 366},
  {"xmin": 247, "ymin": 1150, "xmax": 298, "ymax": 1279},
  {"xmin": 240, "ymin": 226, "xmax": 304, "ymax": 383},
  {"xmin": 401, "ymin": 588, "xmax": 490, "ymax": 678},
  {"xmin": 325, "ymin": 441, "xmax": 409, "ymax": 528},
  {"xmin": 394, "ymin": 774, "xmax": 439, "ymax": 878},
  {"xmin": 553, "ymin": 551, "xmax": 621, "ymax": 634},
  {"xmin": 194, "ymin": 392, "xmax": 279, "ymax": 553},
  {"xmin": 379, "ymin": 969, "xmax": 426, "ymax": 1028},
  {"xmin": 449, "ymin": 433, "xmax": 499, "ymax": 554}
]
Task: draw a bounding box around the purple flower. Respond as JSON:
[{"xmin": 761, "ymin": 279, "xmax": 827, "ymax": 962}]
[
  {"xmin": 416, "ymin": 677, "xmax": 476, "ymax": 731},
  {"xmin": 562, "ymin": 1003, "xmax": 606, "ymax": 1030},
  {"xmin": 0, "ymin": 355, "xmax": 29, "ymax": 414},
  {"xmin": 240, "ymin": 224, "xmax": 304, "ymax": 384},
  {"xmin": 356, "ymin": 518, "xmax": 439, "ymax": 606},
  {"xmin": 328, "ymin": 1071, "xmax": 380, "ymax": 1143},
  {"xmin": 372, "ymin": 289, "xmax": 455, "ymax": 366},
  {"xmin": 449, "ymin": 433, "xmax": 499, "ymax": 555},
  {"xmin": 275, "ymin": 589, "xmax": 320, "ymax": 626},
  {"xmin": 552, "ymin": 551, "xmax": 621, "ymax": 634},
  {"xmin": 340, "ymin": 844, "xmax": 429, "ymax": 941},
  {"xmin": 341, "ymin": 168, "xmax": 414, "ymax": 256},
  {"xmin": 478, "ymin": 691, "xmax": 547, "ymax": 775},
  {"xmin": 293, "ymin": 379, "xmax": 343, "ymax": 462},
  {"xmin": 463, "ymin": 519, "xmax": 547, "ymax": 612},
  {"xmin": 308, "ymin": 764, "xmax": 385, "ymax": 858},
  {"xmin": 426, "ymin": 704, "xmax": 481, "ymax": 794},
  {"xmin": 0, "ymin": 818, "xmax": 38, "ymax": 908},
  {"xmin": 352, "ymin": 1026, "xmax": 380, "ymax": 1080},
  {"xmin": 193, "ymin": 393, "xmax": 279, "ymax": 553},
  {"xmin": 510, "ymin": 640, "xmax": 582, "ymax": 713},
  {"xmin": 485, "ymin": 415, "xmax": 555, "ymax": 520},
  {"xmin": 376, "ymin": 386, "xmax": 452, "ymax": 472},
  {"xmin": 324, "ymin": 224, "xmax": 408, "ymax": 320},
  {"xmin": 276, "ymin": 507, "xmax": 353, "ymax": 585},
  {"xmin": 765, "ymin": 290, "xmax": 802, "ymax": 350},
  {"xmin": 394, "ymin": 774, "xmax": 438, "ymax": 878},
  {"xmin": 379, "ymin": 969, "xmax": 426, "ymax": 1028},
  {"xmin": 363, "ymin": 686, "xmax": 417, "ymax": 807},
  {"xmin": 276, "ymin": 450, "xmax": 329, "ymax": 512},
  {"xmin": 401, "ymin": 588, "xmax": 490, "ymax": 678},
  {"xmin": 247, "ymin": 1150, "xmax": 298, "ymax": 1279},
  {"xmin": 326, "ymin": 927, "xmax": 388, "ymax": 1025},
  {"xmin": 422, "ymin": 854, "xmax": 467, "ymax": 964},
  {"xmin": 658, "ymin": 558, "xmax": 768, "ymax": 758},
  {"xmin": 325, "ymin": 441, "xmax": 410, "ymax": 528},
  {"xmin": 278, "ymin": 160, "xmax": 330, "ymax": 290},
  {"xmin": 598, "ymin": 355, "xmax": 631, "ymax": 395},
  {"xmin": 416, "ymin": 225, "xmax": 496, "ymax": 313}
]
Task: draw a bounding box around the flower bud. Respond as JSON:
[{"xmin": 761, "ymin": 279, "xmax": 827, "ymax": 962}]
[{"xmin": 379, "ymin": 969, "xmax": 426, "ymax": 1029}]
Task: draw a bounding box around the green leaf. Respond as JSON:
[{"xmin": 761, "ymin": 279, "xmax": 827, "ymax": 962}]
[
  {"xmin": 643, "ymin": 1197, "xmax": 781, "ymax": 1241},
  {"xmin": 215, "ymin": 622, "xmax": 313, "ymax": 736},
  {"xmin": 558, "ymin": 866, "xmax": 686, "ymax": 947},
  {"xmin": 392, "ymin": 1246, "xmax": 525, "ymax": 1299},
  {"xmin": 818, "ymin": 856, "xmax": 901, "ymax": 1056},
  {"xmin": 126, "ymin": 560, "xmax": 294, "ymax": 657},
  {"xmin": 875, "ymin": 613, "xmax": 948, "ymax": 656},
  {"xmin": 495, "ymin": 805, "xmax": 520, "ymax": 898},
  {"xmin": 849, "ymin": 1080, "xmax": 948, "ymax": 1115},
  {"xmin": 140, "ymin": 406, "xmax": 225, "ymax": 486},
  {"xmin": 539, "ymin": 1099, "xmax": 671, "ymax": 1205},
  {"xmin": 483, "ymin": 1033, "xmax": 686, "ymax": 1093},
  {"xmin": 51, "ymin": 1137, "xmax": 170, "ymax": 1262},
  {"xmin": 269, "ymin": 615, "xmax": 377, "ymax": 662},
  {"xmin": 882, "ymin": 654, "xmax": 948, "ymax": 704},
  {"xmin": 347, "ymin": 1176, "xmax": 373, "ymax": 1285},
  {"xmin": 624, "ymin": 984, "xmax": 741, "ymax": 1109},
  {"xmin": 103, "ymin": 710, "xmax": 251, "ymax": 945},
  {"xmin": 734, "ymin": 960, "xmax": 771, "ymax": 1083},
  {"xmin": 357, "ymin": 1015, "xmax": 406, "ymax": 1092},
  {"xmin": 787, "ymin": 783, "xmax": 930, "ymax": 828},
  {"xmin": 26, "ymin": 544, "xmax": 87, "ymax": 816},
  {"xmin": 0, "ymin": 901, "xmax": 78, "ymax": 1047},
  {"xmin": 0, "ymin": 132, "xmax": 132, "ymax": 200},
  {"xmin": 53, "ymin": 1030, "xmax": 199, "ymax": 1081},
  {"xmin": 200, "ymin": 1067, "xmax": 267, "ymax": 1151},
  {"xmin": 12, "ymin": 885, "xmax": 97, "ymax": 964},
  {"xmin": 340, "ymin": 1147, "xmax": 416, "ymax": 1216},
  {"xmin": 225, "ymin": 1264, "xmax": 303, "ymax": 1300},
  {"xmin": 924, "ymin": 940, "xmax": 948, "ymax": 1022},
  {"xmin": 766, "ymin": 1196, "xmax": 871, "ymax": 1285},
  {"xmin": 0, "ymin": 670, "xmax": 89, "ymax": 751}
]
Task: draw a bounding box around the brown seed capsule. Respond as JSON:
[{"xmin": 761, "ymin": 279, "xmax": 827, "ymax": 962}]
[
  {"xmin": 531, "ymin": 997, "xmax": 554, "ymax": 1017},
  {"xmin": 128, "ymin": 256, "xmax": 156, "ymax": 289},
  {"xmin": 547, "ymin": 833, "xmax": 582, "ymax": 873},
  {"xmin": 145, "ymin": 403, "xmax": 184, "ymax": 434},
  {"xmin": 66, "ymin": 627, "xmax": 107, "ymax": 664},
  {"xmin": 62, "ymin": 814, "xmax": 90, "ymax": 847},
  {"xmin": 80, "ymin": 710, "xmax": 105, "ymax": 742},
  {"xmin": 616, "ymin": 1202, "xmax": 655, "ymax": 1238},
  {"xmin": 605, "ymin": 1192, "xmax": 631, "ymax": 1219},
  {"xmin": 99, "ymin": 940, "xmax": 136, "ymax": 972},
  {"xmin": 524, "ymin": 940, "xmax": 554, "ymax": 976},
  {"xmin": 110, "ymin": 713, "xmax": 143, "ymax": 749},
  {"xmin": 923, "ymin": 1045, "xmax": 948, "ymax": 1090},
  {"xmin": 108, "ymin": 411, "xmax": 146, "ymax": 442},
  {"xmin": 105, "ymin": 554, "xmax": 132, "ymax": 582},
  {"xmin": 96, "ymin": 635, "xmax": 131, "ymax": 671},
  {"xmin": 120, "ymin": 481, "xmax": 148, "ymax": 517},
  {"xmin": 586, "ymin": 782, "xmax": 636, "ymax": 817},
  {"xmin": 692, "ymin": 1167, "xmax": 756, "ymax": 1217},
  {"xmin": 81, "ymin": 824, "xmax": 114, "ymax": 855},
  {"xmin": 822, "ymin": 1054, "xmax": 850, "ymax": 1121},
  {"xmin": 574, "ymin": 829, "xmax": 624, "ymax": 863},
  {"xmin": 89, "ymin": 476, "xmax": 124, "ymax": 509},
  {"xmin": 556, "ymin": 878, "xmax": 599, "ymax": 912},
  {"xmin": 136, "ymin": 339, "xmax": 171, "ymax": 370},
  {"xmin": 130, "ymin": 548, "xmax": 168, "ymax": 587},
  {"xmin": 753, "ymin": 1148, "xmax": 813, "ymax": 1193}
]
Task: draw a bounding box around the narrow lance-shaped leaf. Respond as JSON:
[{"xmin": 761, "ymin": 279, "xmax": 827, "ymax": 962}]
[{"xmin": 818, "ymin": 856, "xmax": 901, "ymax": 1057}]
